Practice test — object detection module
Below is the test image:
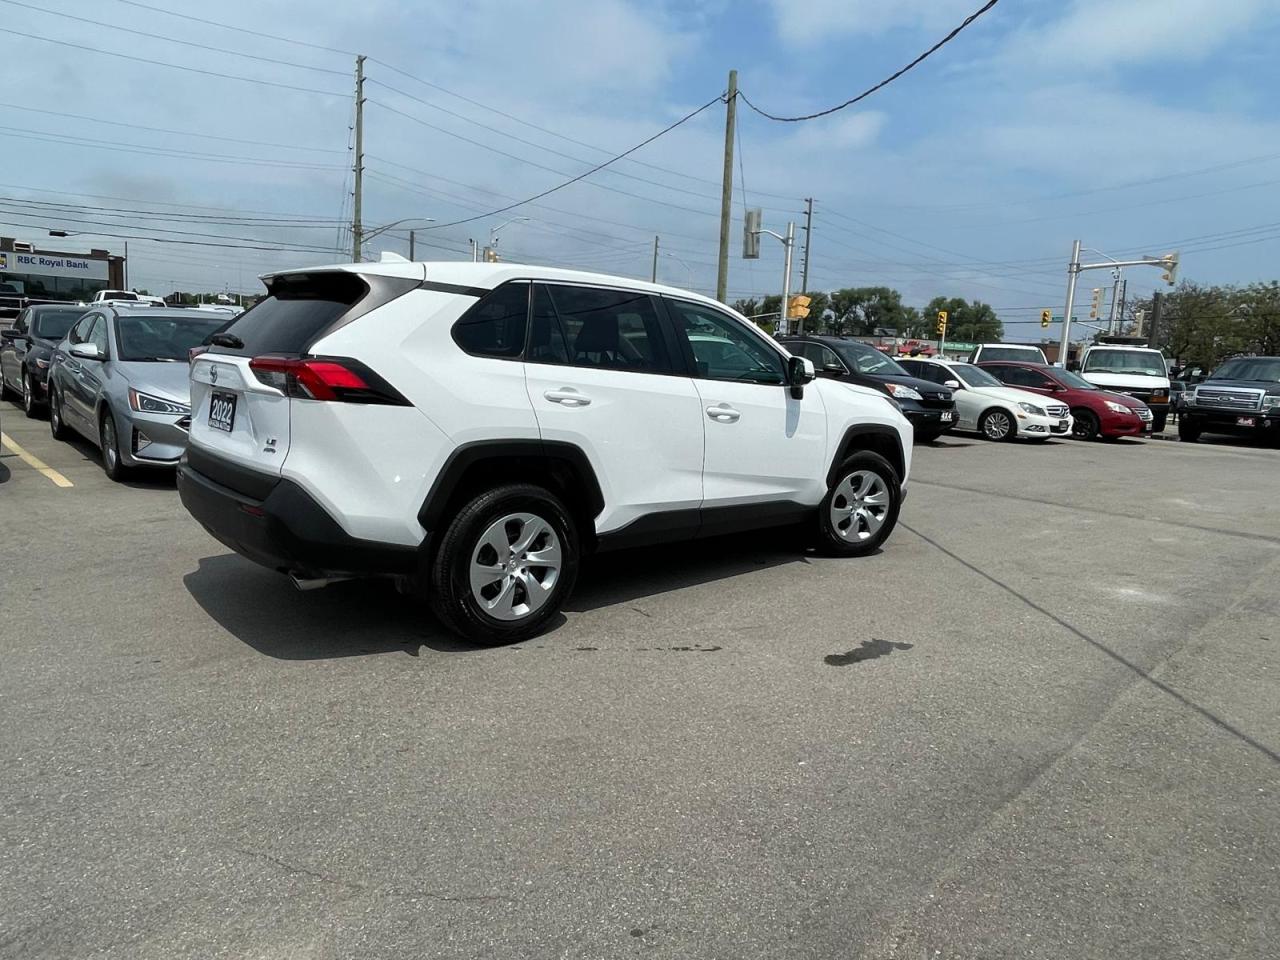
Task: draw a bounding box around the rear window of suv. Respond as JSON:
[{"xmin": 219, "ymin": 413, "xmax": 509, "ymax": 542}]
[{"xmin": 214, "ymin": 272, "xmax": 407, "ymax": 356}]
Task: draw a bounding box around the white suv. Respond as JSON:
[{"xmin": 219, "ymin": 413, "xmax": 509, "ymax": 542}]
[{"xmin": 177, "ymin": 262, "xmax": 912, "ymax": 642}]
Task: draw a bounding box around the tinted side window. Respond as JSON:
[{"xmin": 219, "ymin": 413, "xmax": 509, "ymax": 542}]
[
  {"xmin": 911, "ymin": 363, "xmax": 946, "ymax": 384},
  {"xmin": 813, "ymin": 344, "xmax": 845, "ymax": 371},
  {"xmin": 453, "ymin": 282, "xmax": 529, "ymax": 359},
  {"xmin": 89, "ymin": 317, "xmax": 109, "ymax": 354},
  {"xmin": 527, "ymin": 285, "xmax": 570, "ymax": 365},
  {"xmin": 983, "ymin": 363, "xmax": 1012, "ymax": 382},
  {"xmin": 666, "ymin": 299, "xmax": 785, "ymax": 384},
  {"xmin": 12, "ymin": 310, "xmax": 28, "ymax": 334},
  {"xmin": 546, "ymin": 284, "xmax": 670, "ymax": 373},
  {"xmin": 68, "ymin": 314, "xmax": 97, "ymax": 344}
]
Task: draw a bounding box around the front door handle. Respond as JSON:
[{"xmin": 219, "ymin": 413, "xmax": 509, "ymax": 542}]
[
  {"xmin": 544, "ymin": 388, "xmax": 591, "ymax": 407},
  {"xmin": 706, "ymin": 403, "xmax": 740, "ymax": 423}
]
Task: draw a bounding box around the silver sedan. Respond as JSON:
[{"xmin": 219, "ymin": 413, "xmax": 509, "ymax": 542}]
[{"xmin": 47, "ymin": 306, "xmax": 230, "ymax": 481}]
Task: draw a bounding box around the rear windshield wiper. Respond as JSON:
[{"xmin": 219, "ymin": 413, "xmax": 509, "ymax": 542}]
[{"xmin": 210, "ymin": 332, "xmax": 244, "ymax": 349}]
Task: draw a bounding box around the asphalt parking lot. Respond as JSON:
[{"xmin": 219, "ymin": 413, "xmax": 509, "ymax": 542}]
[{"xmin": 2, "ymin": 404, "xmax": 1277, "ymax": 960}]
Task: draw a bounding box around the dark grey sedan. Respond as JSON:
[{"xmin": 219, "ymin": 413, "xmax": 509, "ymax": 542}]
[
  {"xmin": 47, "ymin": 306, "xmax": 228, "ymax": 480},
  {"xmin": 0, "ymin": 303, "xmax": 87, "ymax": 417}
]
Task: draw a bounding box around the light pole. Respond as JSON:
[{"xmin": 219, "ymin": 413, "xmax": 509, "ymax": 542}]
[
  {"xmin": 489, "ymin": 217, "xmax": 530, "ymax": 254},
  {"xmin": 662, "ymin": 253, "xmax": 694, "ymax": 289},
  {"xmin": 359, "ymin": 218, "xmax": 436, "ymax": 260},
  {"xmin": 748, "ymin": 221, "xmax": 796, "ymax": 334}
]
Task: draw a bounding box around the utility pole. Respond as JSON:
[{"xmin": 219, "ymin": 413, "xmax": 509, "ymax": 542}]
[
  {"xmin": 801, "ymin": 197, "xmax": 813, "ymax": 292},
  {"xmin": 779, "ymin": 221, "xmax": 795, "ymax": 337},
  {"xmin": 409, "ymin": 230, "xmax": 415, "ymax": 260},
  {"xmin": 1116, "ymin": 276, "xmax": 1127, "ymax": 332},
  {"xmin": 715, "ymin": 69, "xmax": 737, "ymax": 304},
  {"xmin": 1107, "ymin": 268, "xmax": 1122, "ymax": 335},
  {"xmin": 351, "ymin": 54, "xmax": 366, "ymax": 263},
  {"xmin": 1058, "ymin": 239, "xmax": 1083, "ymax": 367},
  {"xmin": 469, "ymin": 239, "xmax": 478, "ymax": 262},
  {"xmin": 651, "ymin": 235, "xmax": 659, "ymax": 283},
  {"xmin": 1147, "ymin": 291, "xmax": 1164, "ymax": 348}
]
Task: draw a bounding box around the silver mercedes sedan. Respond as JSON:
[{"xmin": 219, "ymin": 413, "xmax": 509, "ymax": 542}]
[{"xmin": 47, "ymin": 305, "xmax": 230, "ymax": 480}]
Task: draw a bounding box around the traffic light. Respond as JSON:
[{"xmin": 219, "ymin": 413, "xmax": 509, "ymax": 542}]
[
  {"xmin": 936, "ymin": 310, "xmax": 948, "ymax": 336},
  {"xmin": 1040, "ymin": 308, "xmax": 1052, "ymax": 328},
  {"xmin": 1161, "ymin": 250, "xmax": 1179, "ymax": 286},
  {"xmin": 1089, "ymin": 288, "xmax": 1103, "ymax": 319},
  {"xmin": 787, "ymin": 294, "xmax": 811, "ymax": 319},
  {"xmin": 483, "ymin": 246, "xmax": 500, "ymax": 262},
  {"xmin": 743, "ymin": 208, "xmax": 762, "ymax": 260}
]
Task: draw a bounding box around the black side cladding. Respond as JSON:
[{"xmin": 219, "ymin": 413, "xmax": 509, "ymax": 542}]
[{"xmin": 206, "ymin": 272, "xmax": 420, "ymax": 358}]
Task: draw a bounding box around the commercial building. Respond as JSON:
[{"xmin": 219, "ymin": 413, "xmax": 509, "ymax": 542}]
[{"xmin": 0, "ymin": 237, "xmax": 126, "ymax": 307}]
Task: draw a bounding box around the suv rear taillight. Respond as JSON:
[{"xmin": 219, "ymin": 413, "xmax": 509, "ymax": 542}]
[{"xmin": 248, "ymin": 356, "xmax": 409, "ymax": 405}]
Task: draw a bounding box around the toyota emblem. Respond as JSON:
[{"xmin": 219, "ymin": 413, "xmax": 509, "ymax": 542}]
[{"xmin": 210, "ymin": 366, "xmax": 218, "ymax": 384}]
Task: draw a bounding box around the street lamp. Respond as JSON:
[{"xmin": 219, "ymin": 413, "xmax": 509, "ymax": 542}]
[
  {"xmin": 662, "ymin": 253, "xmax": 694, "ymax": 289},
  {"xmin": 356, "ymin": 218, "xmax": 435, "ymax": 261},
  {"xmin": 489, "ymin": 216, "xmax": 530, "ymax": 252},
  {"xmin": 50, "ymin": 229, "xmax": 129, "ymax": 289}
]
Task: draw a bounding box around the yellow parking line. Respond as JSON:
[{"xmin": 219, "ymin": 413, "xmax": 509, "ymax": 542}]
[{"xmin": 1, "ymin": 432, "xmax": 74, "ymax": 488}]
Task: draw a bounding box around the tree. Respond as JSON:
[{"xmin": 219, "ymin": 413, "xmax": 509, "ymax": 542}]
[
  {"xmin": 924, "ymin": 296, "xmax": 1003, "ymax": 343},
  {"xmin": 828, "ymin": 286, "xmax": 914, "ymax": 336}
]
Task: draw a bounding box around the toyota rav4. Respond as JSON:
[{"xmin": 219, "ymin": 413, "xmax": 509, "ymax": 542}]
[{"xmin": 177, "ymin": 263, "xmax": 913, "ymax": 643}]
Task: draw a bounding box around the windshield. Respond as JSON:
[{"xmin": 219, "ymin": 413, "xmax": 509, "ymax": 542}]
[
  {"xmin": 980, "ymin": 346, "xmax": 1047, "ymax": 363},
  {"xmin": 835, "ymin": 341, "xmax": 910, "ymax": 377},
  {"xmin": 950, "ymin": 363, "xmax": 1003, "ymax": 388},
  {"xmin": 1053, "ymin": 369, "xmax": 1096, "ymax": 390},
  {"xmin": 1209, "ymin": 357, "xmax": 1280, "ymax": 382},
  {"xmin": 32, "ymin": 308, "xmax": 84, "ymax": 340},
  {"xmin": 1082, "ymin": 348, "xmax": 1166, "ymax": 377},
  {"xmin": 115, "ymin": 315, "xmax": 227, "ymax": 361}
]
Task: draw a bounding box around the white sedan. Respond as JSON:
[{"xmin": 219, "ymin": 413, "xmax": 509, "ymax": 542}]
[{"xmin": 898, "ymin": 358, "xmax": 1073, "ymax": 441}]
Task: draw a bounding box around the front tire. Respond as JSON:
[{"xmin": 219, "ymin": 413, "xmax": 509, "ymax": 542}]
[
  {"xmin": 1152, "ymin": 412, "xmax": 1168, "ymax": 433},
  {"xmin": 1071, "ymin": 409, "xmax": 1100, "ymax": 441},
  {"xmin": 23, "ymin": 372, "xmax": 41, "ymax": 418},
  {"xmin": 49, "ymin": 385, "xmax": 69, "ymax": 439},
  {"xmin": 980, "ymin": 408, "xmax": 1016, "ymax": 442},
  {"xmin": 429, "ymin": 483, "xmax": 580, "ymax": 644},
  {"xmin": 816, "ymin": 451, "xmax": 902, "ymax": 557},
  {"xmin": 99, "ymin": 407, "xmax": 130, "ymax": 482}
]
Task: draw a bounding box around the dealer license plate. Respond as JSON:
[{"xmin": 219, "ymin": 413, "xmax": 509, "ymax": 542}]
[
  {"xmin": 209, "ymin": 391, "xmax": 237, "ymax": 433},
  {"xmin": 1237, "ymin": 416, "xmax": 1256, "ymax": 427},
  {"xmin": 941, "ymin": 411, "xmax": 953, "ymax": 422}
]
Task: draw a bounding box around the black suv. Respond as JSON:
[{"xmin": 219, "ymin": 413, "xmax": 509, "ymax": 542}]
[
  {"xmin": 0, "ymin": 303, "xmax": 87, "ymax": 417},
  {"xmin": 1178, "ymin": 356, "xmax": 1280, "ymax": 446},
  {"xmin": 780, "ymin": 336, "xmax": 956, "ymax": 442}
]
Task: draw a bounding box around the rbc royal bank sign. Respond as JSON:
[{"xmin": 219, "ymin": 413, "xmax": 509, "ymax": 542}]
[{"xmin": 5, "ymin": 251, "xmax": 110, "ymax": 281}]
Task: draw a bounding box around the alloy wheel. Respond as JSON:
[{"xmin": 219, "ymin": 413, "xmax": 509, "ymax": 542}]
[
  {"xmin": 829, "ymin": 470, "xmax": 890, "ymax": 542},
  {"xmin": 22, "ymin": 375, "xmax": 33, "ymax": 414},
  {"xmin": 102, "ymin": 416, "xmax": 118, "ymax": 471},
  {"xmin": 983, "ymin": 411, "xmax": 1012, "ymax": 440},
  {"xmin": 468, "ymin": 512, "xmax": 563, "ymax": 621}
]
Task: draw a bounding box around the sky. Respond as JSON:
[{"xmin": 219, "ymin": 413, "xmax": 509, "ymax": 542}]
[{"xmin": 1, "ymin": 0, "xmax": 1278, "ymax": 339}]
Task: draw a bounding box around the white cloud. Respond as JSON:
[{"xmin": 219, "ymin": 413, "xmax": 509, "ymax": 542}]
[
  {"xmin": 1000, "ymin": 0, "xmax": 1272, "ymax": 70},
  {"xmin": 766, "ymin": 0, "xmax": 979, "ymax": 45}
]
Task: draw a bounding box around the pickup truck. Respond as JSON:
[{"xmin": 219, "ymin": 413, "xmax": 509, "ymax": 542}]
[{"xmin": 1178, "ymin": 356, "xmax": 1280, "ymax": 446}]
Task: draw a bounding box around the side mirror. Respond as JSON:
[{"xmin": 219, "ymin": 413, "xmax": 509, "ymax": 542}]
[
  {"xmin": 944, "ymin": 379, "xmax": 961, "ymax": 390},
  {"xmin": 823, "ymin": 363, "xmax": 845, "ymax": 375},
  {"xmin": 0, "ymin": 329, "xmax": 16, "ymax": 342},
  {"xmin": 788, "ymin": 355, "xmax": 815, "ymax": 399},
  {"xmin": 69, "ymin": 342, "xmax": 104, "ymax": 361}
]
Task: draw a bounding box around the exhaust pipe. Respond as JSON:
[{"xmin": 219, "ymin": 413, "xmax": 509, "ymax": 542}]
[{"xmin": 289, "ymin": 572, "xmax": 351, "ymax": 591}]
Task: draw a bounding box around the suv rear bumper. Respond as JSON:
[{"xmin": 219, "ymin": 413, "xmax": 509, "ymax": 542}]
[{"xmin": 177, "ymin": 452, "xmax": 418, "ymax": 578}]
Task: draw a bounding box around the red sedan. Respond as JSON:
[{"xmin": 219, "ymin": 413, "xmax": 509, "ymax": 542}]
[{"xmin": 978, "ymin": 361, "xmax": 1153, "ymax": 440}]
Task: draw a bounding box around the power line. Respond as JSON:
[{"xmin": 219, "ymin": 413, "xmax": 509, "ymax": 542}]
[
  {"xmin": 367, "ymin": 58, "xmax": 795, "ymax": 202},
  {"xmin": 0, "ymin": 0, "xmax": 348, "ymax": 75},
  {"xmin": 0, "ymin": 126, "xmax": 345, "ymax": 172},
  {"xmin": 0, "ymin": 196, "xmax": 346, "ymax": 227},
  {"xmin": 111, "ymin": 0, "xmax": 357, "ymax": 56},
  {"xmin": 739, "ymin": 0, "xmax": 1000, "ymax": 122},
  {"xmin": 1, "ymin": 26, "xmax": 348, "ymax": 96},
  {"xmin": 6, "ymin": 104, "xmax": 343, "ymax": 155},
  {"xmin": 0, "ymin": 181, "xmax": 347, "ymax": 221},
  {"xmin": 366, "ymin": 98, "xmax": 723, "ymax": 219}
]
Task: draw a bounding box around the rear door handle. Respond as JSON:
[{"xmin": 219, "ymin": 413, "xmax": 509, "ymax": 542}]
[
  {"xmin": 544, "ymin": 389, "xmax": 591, "ymax": 407},
  {"xmin": 706, "ymin": 403, "xmax": 740, "ymax": 423}
]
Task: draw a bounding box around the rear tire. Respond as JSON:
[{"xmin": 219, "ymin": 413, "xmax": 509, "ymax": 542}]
[
  {"xmin": 429, "ymin": 483, "xmax": 580, "ymax": 644},
  {"xmin": 815, "ymin": 451, "xmax": 902, "ymax": 557},
  {"xmin": 49, "ymin": 385, "xmax": 69, "ymax": 439},
  {"xmin": 1152, "ymin": 412, "xmax": 1168, "ymax": 433},
  {"xmin": 1071, "ymin": 408, "xmax": 1100, "ymax": 441},
  {"xmin": 1178, "ymin": 419, "xmax": 1201, "ymax": 443},
  {"xmin": 99, "ymin": 407, "xmax": 130, "ymax": 482},
  {"xmin": 979, "ymin": 408, "xmax": 1016, "ymax": 442}
]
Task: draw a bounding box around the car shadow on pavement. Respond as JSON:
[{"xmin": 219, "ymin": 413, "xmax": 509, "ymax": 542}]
[
  {"xmin": 566, "ymin": 527, "xmax": 816, "ymax": 614},
  {"xmin": 58, "ymin": 432, "xmax": 178, "ymax": 488},
  {"xmin": 183, "ymin": 555, "xmax": 470, "ymax": 659}
]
